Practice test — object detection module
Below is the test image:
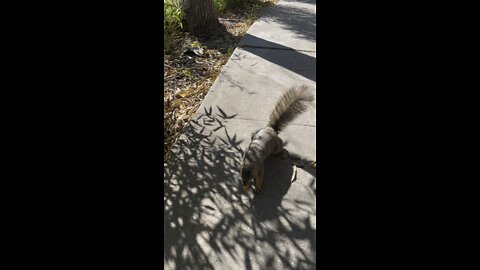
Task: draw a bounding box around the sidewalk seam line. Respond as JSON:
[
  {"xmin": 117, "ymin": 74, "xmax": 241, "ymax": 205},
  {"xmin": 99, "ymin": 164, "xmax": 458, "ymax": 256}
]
[
  {"xmin": 238, "ymin": 45, "xmax": 316, "ymax": 53},
  {"xmin": 221, "ymin": 117, "xmax": 316, "ymax": 128}
]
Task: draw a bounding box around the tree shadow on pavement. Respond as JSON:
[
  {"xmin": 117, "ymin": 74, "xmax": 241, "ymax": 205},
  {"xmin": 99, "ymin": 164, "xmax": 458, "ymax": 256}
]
[
  {"xmin": 238, "ymin": 34, "xmax": 316, "ymax": 82},
  {"xmin": 251, "ymin": 158, "xmax": 293, "ymax": 221},
  {"xmin": 164, "ymin": 106, "xmax": 316, "ymax": 269},
  {"xmin": 261, "ymin": 0, "xmax": 316, "ymax": 42}
]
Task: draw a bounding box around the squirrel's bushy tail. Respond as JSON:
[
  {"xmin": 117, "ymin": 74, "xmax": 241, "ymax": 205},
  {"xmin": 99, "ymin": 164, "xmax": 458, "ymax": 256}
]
[{"xmin": 268, "ymin": 85, "xmax": 314, "ymax": 132}]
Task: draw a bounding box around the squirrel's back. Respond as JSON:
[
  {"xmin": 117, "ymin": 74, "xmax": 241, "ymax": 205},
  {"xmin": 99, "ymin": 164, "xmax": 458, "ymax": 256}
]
[{"xmin": 268, "ymin": 85, "xmax": 314, "ymax": 132}]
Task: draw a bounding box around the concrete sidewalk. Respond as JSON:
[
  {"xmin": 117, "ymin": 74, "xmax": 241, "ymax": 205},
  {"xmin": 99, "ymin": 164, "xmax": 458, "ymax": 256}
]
[{"xmin": 164, "ymin": 1, "xmax": 316, "ymax": 269}]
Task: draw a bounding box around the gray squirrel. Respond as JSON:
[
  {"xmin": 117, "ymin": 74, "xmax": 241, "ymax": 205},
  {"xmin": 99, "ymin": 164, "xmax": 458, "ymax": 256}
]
[{"xmin": 240, "ymin": 85, "xmax": 314, "ymax": 192}]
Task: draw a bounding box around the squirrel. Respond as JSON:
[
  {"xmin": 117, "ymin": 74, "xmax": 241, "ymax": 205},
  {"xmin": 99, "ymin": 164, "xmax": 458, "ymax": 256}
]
[{"xmin": 240, "ymin": 85, "xmax": 314, "ymax": 192}]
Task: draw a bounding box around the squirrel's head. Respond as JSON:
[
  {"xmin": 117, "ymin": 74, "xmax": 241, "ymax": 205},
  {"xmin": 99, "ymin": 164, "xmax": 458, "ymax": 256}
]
[{"xmin": 240, "ymin": 162, "xmax": 254, "ymax": 192}]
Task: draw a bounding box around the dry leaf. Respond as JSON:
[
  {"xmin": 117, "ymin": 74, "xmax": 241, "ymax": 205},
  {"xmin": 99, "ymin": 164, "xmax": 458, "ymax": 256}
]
[
  {"xmin": 173, "ymin": 99, "xmax": 182, "ymax": 108},
  {"xmin": 177, "ymin": 87, "xmax": 194, "ymax": 98}
]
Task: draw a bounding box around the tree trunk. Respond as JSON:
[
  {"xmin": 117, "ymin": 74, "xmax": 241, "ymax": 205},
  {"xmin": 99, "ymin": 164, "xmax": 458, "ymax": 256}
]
[{"xmin": 179, "ymin": 0, "xmax": 220, "ymax": 35}]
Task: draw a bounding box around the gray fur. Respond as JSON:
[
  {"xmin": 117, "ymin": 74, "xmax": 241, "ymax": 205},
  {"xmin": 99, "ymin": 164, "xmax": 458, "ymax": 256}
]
[{"xmin": 268, "ymin": 85, "xmax": 314, "ymax": 132}]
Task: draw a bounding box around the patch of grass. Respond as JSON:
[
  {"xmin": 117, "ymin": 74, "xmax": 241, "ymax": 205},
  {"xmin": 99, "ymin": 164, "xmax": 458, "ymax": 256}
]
[
  {"xmin": 164, "ymin": 0, "xmax": 184, "ymax": 54},
  {"xmin": 214, "ymin": 0, "xmax": 265, "ymax": 14},
  {"xmin": 213, "ymin": 0, "xmax": 228, "ymax": 13}
]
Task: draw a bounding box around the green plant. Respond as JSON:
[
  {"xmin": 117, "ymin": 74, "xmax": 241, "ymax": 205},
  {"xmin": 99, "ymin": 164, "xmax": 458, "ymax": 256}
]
[
  {"xmin": 182, "ymin": 68, "xmax": 193, "ymax": 78},
  {"xmin": 227, "ymin": 46, "xmax": 234, "ymax": 56},
  {"xmin": 213, "ymin": 0, "xmax": 227, "ymax": 13},
  {"xmin": 164, "ymin": 0, "xmax": 185, "ymax": 53},
  {"xmin": 213, "ymin": 0, "xmax": 263, "ymax": 14}
]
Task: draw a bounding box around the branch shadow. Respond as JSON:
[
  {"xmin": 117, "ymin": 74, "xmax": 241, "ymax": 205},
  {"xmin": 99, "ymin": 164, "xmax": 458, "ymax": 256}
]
[
  {"xmin": 239, "ymin": 34, "xmax": 316, "ymax": 82},
  {"xmin": 251, "ymin": 158, "xmax": 293, "ymax": 221},
  {"xmin": 261, "ymin": 0, "xmax": 317, "ymax": 43},
  {"xmin": 164, "ymin": 105, "xmax": 316, "ymax": 269}
]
